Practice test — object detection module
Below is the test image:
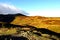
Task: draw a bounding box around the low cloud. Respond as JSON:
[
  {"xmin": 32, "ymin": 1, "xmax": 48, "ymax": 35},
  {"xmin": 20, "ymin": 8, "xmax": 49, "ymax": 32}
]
[
  {"xmin": 28, "ymin": 10, "xmax": 60, "ymax": 17},
  {"xmin": 0, "ymin": 3, "xmax": 28, "ymax": 15},
  {"xmin": 0, "ymin": 3, "xmax": 59, "ymax": 17}
]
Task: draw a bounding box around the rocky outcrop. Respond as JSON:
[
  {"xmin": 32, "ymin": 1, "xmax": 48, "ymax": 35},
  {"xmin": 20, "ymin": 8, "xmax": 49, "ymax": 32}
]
[{"xmin": 0, "ymin": 24, "xmax": 60, "ymax": 40}]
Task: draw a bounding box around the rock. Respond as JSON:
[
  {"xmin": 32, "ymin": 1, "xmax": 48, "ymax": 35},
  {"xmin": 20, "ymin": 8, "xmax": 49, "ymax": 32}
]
[{"xmin": 41, "ymin": 34, "xmax": 50, "ymax": 38}]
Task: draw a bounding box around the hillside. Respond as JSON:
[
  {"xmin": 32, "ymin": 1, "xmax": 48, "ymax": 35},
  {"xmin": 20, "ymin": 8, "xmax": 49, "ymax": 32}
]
[
  {"xmin": 11, "ymin": 16, "xmax": 60, "ymax": 33},
  {"xmin": 0, "ymin": 13, "xmax": 26, "ymax": 23},
  {"xmin": 0, "ymin": 14, "xmax": 60, "ymax": 40}
]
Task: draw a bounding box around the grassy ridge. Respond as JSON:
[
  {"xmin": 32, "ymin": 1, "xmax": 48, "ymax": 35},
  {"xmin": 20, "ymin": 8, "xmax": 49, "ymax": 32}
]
[{"xmin": 11, "ymin": 16, "xmax": 60, "ymax": 33}]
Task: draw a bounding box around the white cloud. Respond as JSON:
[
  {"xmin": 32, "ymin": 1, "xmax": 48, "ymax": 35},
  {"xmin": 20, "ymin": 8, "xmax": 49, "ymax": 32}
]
[
  {"xmin": 0, "ymin": 3, "xmax": 59, "ymax": 17},
  {"xmin": 0, "ymin": 3, "xmax": 28, "ymax": 15},
  {"xmin": 28, "ymin": 10, "xmax": 60, "ymax": 17}
]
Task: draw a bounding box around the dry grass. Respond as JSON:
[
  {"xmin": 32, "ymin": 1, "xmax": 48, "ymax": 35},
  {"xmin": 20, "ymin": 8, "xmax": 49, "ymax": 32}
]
[
  {"xmin": 11, "ymin": 16, "xmax": 60, "ymax": 33},
  {"xmin": 0, "ymin": 28, "xmax": 17, "ymax": 35}
]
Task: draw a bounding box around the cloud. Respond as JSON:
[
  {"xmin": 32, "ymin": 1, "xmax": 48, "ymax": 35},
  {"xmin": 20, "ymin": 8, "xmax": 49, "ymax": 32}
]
[
  {"xmin": 28, "ymin": 10, "xmax": 60, "ymax": 17},
  {"xmin": 0, "ymin": 3, "xmax": 28, "ymax": 15},
  {"xmin": 1, "ymin": 3, "xmax": 60, "ymax": 17}
]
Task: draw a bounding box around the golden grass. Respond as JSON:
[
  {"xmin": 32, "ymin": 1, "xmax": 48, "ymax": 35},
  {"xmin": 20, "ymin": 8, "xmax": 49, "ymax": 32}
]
[
  {"xmin": 0, "ymin": 28, "xmax": 17, "ymax": 35},
  {"xmin": 11, "ymin": 16, "xmax": 60, "ymax": 33}
]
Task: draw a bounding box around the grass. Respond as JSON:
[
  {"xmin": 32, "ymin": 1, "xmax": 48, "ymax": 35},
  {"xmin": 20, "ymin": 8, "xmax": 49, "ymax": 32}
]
[
  {"xmin": 0, "ymin": 28, "xmax": 17, "ymax": 35},
  {"xmin": 11, "ymin": 16, "xmax": 60, "ymax": 33}
]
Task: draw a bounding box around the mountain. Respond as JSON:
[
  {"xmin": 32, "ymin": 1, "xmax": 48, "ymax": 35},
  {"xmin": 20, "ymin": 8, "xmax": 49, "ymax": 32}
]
[
  {"xmin": 0, "ymin": 12, "xmax": 60, "ymax": 33},
  {"xmin": 0, "ymin": 14, "xmax": 60, "ymax": 39},
  {"xmin": 0, "ymin": 13, "xmax": 26, "ymax": 23}
]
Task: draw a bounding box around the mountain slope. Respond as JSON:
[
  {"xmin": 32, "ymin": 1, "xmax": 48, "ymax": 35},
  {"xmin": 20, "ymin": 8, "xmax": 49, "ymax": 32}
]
[
  {"xmin": 11, "ymin": 16, "xmax": 60, "ymax": 33},
  {"xmin": 0, "ymin": 13, "xmax": 26, "ymax": 23},
  {"xmin": 0, "ymin": 13, "xmax": 60, "ymax": 33}
]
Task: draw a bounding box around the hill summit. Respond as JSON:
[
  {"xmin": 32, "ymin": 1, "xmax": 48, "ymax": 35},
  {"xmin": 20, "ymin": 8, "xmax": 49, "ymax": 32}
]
[{"xmin": 0, "ymin": 13, "xmax": 26, "ymax": 23}]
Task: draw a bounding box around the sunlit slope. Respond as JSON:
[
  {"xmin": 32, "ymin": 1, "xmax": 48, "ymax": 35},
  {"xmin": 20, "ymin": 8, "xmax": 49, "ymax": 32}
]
[{"xmin": 11, "ymin": 16, "xmax": 60, "ymax": 33}]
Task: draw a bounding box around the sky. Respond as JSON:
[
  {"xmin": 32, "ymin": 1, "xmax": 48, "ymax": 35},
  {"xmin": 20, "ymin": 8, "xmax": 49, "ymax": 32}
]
[{"xmin": 0, "ymin": 0, "xmax": 60, "ymax": 17}]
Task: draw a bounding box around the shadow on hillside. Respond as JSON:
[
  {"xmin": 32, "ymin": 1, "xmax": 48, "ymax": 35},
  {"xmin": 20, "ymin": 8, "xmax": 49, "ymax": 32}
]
[
  {"xmin": 0, "ymin": 35, "xmax": 28, "ymax": 40},
  {"xmin": 0, "ymin": 13, "xmax": 26, "ymax": 23},
  {"xmin": 34, "ymin": 28, "xmax": 60, "ymax": 37},
  {"xmin": 0, "ymin": 23, "xmax": 60, "ymax": 38}
]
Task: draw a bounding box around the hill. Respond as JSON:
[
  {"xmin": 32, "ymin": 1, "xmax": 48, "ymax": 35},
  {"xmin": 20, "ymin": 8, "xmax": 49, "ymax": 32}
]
[
  {"xmin": 11, "ymin": 16, "xmax": 60, "ymax": 33},
  {"xmin": 0, "ymin": 13, "xmax": 26, "ymax": 23},
  {"xmin": 0, "ymin": 13, "xmax": 60, "ymax": 33},
  {"xmin": 0, "ymin": 14, "xmax": 60, "ymax": 39}
]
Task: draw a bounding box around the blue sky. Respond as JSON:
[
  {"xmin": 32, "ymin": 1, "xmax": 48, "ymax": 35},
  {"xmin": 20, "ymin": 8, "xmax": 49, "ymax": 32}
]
[{"xmin": 0, "ymin": 0, "xmax": 60, "ymax": 17}]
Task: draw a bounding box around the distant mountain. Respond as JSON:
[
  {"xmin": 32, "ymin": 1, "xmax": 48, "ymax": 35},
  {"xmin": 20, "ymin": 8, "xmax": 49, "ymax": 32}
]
[{"xmin": 0, "ymin": 13, "xmax": 26, "ymax": 23}]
